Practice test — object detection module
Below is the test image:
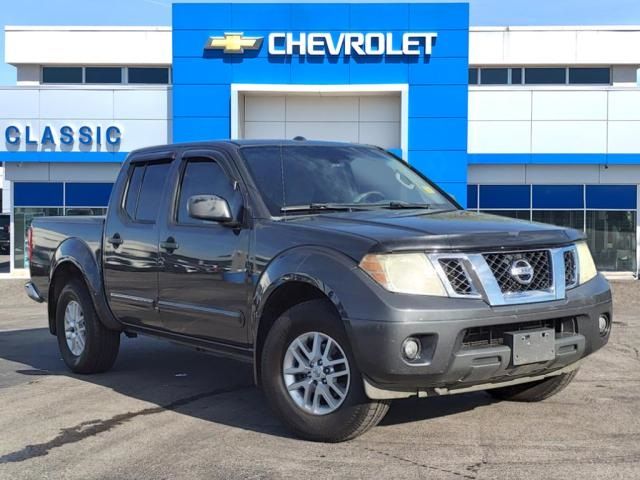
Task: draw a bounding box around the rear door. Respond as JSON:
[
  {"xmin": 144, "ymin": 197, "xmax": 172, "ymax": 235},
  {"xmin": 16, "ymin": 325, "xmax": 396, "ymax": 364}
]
[
  {"xmin": 103, "ymin": 153, "xmax": 174, "ymax": 329},
  {"xmin": 157, "ymin": 149, "xmax": 250, "ymax": 344}
]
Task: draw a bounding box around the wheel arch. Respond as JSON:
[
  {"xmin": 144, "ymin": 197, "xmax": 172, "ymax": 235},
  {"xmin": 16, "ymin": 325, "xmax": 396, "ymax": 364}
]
[
  {"xmin": 48, "ymin": 238, "xmax": 122, "ymax": 334},
  {"xmin": 250, "ymin": 246, "xmax": 370, "ymax": 386}
]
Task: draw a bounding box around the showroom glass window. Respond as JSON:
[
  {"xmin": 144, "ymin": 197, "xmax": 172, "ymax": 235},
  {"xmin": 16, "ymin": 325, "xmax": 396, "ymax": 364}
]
[
  {"xmin": 531, "ymin": 211, "xmax": 584, "ymax": 230},
  {"xmin": 85, "ymin": 67, "xmax": 122, "ymax": 84},
  {"xmin": 479, "ymin": 68, "xmax": 508, "ymax": 85},
  {"xmin": 42, "ymin": 67, "xmax": 82, "ymax": 84},
  {"xmin": 587, "ymin": 211, "xmax": 636, "ymax": 272},
  {"xmin": 13, "ymin": 208, "xmax": 64, "ymax": 269},
  {"xmin": 470, "ymin": 183, "xmax": 638, "ymax": 273},
  {"xmin": 525, "ymin": 68, "xmax": 567, "ymax": 84},
  {"xmin": 480, "ymin": 210, "xmax": 531, "ymax": 221},
  {"xmin": 128, "ymin": 67, "xmax": 170, "ymax": 84},
  {"xmin": 569, "ymin": 68, "xmax": 610, "ymax": 84}
]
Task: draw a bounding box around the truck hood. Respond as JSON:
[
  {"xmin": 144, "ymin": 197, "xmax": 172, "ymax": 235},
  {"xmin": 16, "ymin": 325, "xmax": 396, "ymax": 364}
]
[{"xmin": 282, "ymin": 209, "xmax": 583, "ymax": 253}]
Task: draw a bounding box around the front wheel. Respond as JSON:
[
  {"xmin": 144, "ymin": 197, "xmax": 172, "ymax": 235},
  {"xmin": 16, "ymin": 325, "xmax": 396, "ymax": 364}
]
[
  {"xmin": 261, "ymin": 299, "xmax": 390, "ymax": 442},
  {"xmin": 487, "ymin": 370, "xmax": 579, "ymax": 402},
  {"xmin": 56, "ymin": 280, "xmax": 120, "ymax": 374}
]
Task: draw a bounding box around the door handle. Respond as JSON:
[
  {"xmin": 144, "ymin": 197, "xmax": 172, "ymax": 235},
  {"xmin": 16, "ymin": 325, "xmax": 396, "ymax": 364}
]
[
  {"xmin": 107, "ymin": 233, "xmax": 123, "ymax": 248},
  {"xmin": 160, "ymin": 237, "xmax": 179, "ymax": 253}
]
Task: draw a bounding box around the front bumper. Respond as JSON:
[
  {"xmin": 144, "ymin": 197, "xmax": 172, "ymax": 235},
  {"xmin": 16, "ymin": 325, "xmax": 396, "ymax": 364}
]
[{"xmin": 346, "ymin": 273, "xmax": 612, "ymax": 399}]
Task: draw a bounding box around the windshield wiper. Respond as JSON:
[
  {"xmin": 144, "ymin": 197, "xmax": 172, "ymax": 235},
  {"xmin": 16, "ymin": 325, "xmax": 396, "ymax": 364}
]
[
  {"xmin": 280, "ymin": 203, "xmax": 364, "ymax": 213},
  {"xmin": 375, "ymin": 201, "xmax": 432, "ymax": 209}
]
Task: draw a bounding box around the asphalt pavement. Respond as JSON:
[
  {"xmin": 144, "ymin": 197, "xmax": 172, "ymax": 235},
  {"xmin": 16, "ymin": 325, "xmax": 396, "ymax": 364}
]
[{"xmin": 0, "ymin": 279, "xmax": 639, "ymax": 479}]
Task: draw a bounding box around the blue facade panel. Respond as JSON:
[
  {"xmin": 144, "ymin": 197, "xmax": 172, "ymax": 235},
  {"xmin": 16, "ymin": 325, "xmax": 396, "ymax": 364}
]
[
  {"xmin": 291, "ymin": 4, "xmax": 351, "ymax": 30},
  {"xmin": 467, "ymin": 184, "xmax": 478, "ymax": 208},
  {"xmin": 172, "ymin": 2, "xmax": 470, "ymax": 205},
  {"xmin": 15, "ymin": 182, "xmax": 64, "ymax": 207},
  {"xmin": 65, "ymin": 183, "xmax": 113, "ymax": 207},
  {"xmin": 532, "ymin": 185, "xmax": 584, "ymax": 209},
  {"xmin": 586, "ymin": 185, "xmax": 637, "ymax": 210},
  {"xmin": 479, "ymin": 185, "xmax": 531, "ymax": 209}
]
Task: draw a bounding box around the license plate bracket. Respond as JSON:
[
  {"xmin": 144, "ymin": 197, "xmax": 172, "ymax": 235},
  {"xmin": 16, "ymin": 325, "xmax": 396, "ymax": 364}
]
[{"xmin": 504, "ymin": 328, "xmax": 555, "ymax": 366}]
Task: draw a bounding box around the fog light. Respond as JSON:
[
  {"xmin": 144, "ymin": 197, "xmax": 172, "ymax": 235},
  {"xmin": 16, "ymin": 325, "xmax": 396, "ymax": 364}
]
[
  {"xmin": 598, "ymin": 314, "xmax": 610, "ymax": 336},
  {"xmin": 402, "ymin": 337, "xmax": 421, "ymax": 360}
]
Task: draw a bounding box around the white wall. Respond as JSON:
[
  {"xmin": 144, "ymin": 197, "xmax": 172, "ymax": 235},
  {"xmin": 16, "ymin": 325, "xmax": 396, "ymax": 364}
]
[
  {"xmin": 5, "ymin": 26, "xmax": 171, "ymax": 66},
  {"xmin": 468, "ymin": 88, "xmax": 640, "ymax": 154},
  {"xmin": 469, "ymin": 164, "xmax": 640, "ymax": 185},
  {"xmin": 4, "ymin": 162, "xmax": 121, "ymax": 182},
  {"xmin": 0, "ymin": 86, "xmax": 171, "ymax": 154},
  {"xmin": 470, "ymin": 26, "xmax": 640, "ymax": 65}
]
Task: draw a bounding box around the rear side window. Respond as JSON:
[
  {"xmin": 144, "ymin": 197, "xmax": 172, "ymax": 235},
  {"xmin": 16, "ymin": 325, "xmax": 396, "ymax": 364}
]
[
  {"xmin": 177, "ymin": 159, "xmax": 236, "ymax": 224},
  {"xmin": 137, "ymin": 163, "xmax": 171, "ymax": 222},
  {"xmin": 124, "ymin": 165, "xmax": 145, "ymax": 219},
  {"xmin": 123, "ymin": 161, "xmax": 171, "ymax": 222}
]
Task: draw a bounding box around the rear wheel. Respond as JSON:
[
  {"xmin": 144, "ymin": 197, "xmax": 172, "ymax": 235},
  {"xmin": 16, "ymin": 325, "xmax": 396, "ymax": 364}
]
[
  {"xmin": 487, "ymin": 370, "xmax": 579, "ymax": 402},
  {"xmin": 55, "ymin": 280, "xmax": 120, "ymax": 374},
  {"xmin": 261, "ymin": 299, "xmax": 390, "ymax": 442}
]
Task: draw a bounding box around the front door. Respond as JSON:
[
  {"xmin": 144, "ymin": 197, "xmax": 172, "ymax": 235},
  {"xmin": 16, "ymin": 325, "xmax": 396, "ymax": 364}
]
[
  {"xmin": 157, "ymin": 151, "xmax": 250, "ymax": 345},
  {"xmin": 103, "ymin": 157, "xmax": 173, "ymax": 329}
]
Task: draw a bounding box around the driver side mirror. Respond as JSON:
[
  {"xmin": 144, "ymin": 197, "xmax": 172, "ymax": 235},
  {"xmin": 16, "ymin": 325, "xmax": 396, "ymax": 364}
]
[{"xmin": 187, "ymin": 194, "xmax": 233, "ymax": 223}]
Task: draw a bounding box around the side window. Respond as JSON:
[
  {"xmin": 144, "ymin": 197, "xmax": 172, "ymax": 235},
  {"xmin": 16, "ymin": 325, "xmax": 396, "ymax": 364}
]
[
  {"xmin": 124, "ymin": 164, "xmax": 145, "ymax": 219},
  {"xmin": 136, "ymin": 162, "xmax": 171, "ymax": 223},
  {"xmin": 177, "ymin": 158, "xmax": 236, "ymax": 224}
]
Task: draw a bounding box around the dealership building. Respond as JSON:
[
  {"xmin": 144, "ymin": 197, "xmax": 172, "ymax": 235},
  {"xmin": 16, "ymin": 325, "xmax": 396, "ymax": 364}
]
[{"xmin": 1, "ymin": 2, "xmax": 640, "ymax": 277}]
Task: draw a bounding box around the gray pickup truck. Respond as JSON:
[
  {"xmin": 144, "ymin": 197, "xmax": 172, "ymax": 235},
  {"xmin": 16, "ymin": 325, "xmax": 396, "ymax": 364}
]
[{"xmin": 25, "ymin": 140, "xmax": 612, "ymax": 442}]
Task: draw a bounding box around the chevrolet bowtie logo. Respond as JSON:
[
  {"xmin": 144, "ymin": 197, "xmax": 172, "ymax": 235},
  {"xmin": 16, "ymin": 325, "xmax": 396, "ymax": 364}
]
[{"xmin": 204, "ymin": 33, "xmax": 263, "ymax": 54}]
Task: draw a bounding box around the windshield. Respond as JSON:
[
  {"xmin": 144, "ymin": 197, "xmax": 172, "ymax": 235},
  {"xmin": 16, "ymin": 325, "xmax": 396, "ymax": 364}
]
[{"xmin": 241, "ymin": 145, "xmax": 457, "ymax": 216}]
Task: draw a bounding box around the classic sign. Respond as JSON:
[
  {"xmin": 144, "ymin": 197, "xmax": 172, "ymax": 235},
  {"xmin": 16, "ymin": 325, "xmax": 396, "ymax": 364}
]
[{"xmin": 5, "ymin": 125, "xmax": 121, "ymax": 146}]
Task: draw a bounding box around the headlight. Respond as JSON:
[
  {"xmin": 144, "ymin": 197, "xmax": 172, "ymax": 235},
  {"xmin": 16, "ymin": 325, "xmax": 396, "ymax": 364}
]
[
  {"xmin": 359, "ymin": 253, "xmax": 447, "ymax": 296},
  {"xmin": 576, "ymin": 241, "xmax": 597, "ymax": 284}
]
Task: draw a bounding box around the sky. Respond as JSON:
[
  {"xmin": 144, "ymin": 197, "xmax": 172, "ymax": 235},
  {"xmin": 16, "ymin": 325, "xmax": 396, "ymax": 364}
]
[{"xmin": 1, "ymin": 0, "xmax": 640, "ymax": 84}]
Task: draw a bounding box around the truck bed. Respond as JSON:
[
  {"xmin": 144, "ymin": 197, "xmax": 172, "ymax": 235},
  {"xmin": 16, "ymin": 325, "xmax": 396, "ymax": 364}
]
[{"xmin": 30, "ymin": 216, "xmax": 105, "ymax": 300}]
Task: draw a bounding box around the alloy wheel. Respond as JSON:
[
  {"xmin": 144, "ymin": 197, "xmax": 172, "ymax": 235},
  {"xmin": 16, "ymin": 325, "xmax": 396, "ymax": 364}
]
[
  {"xmin": 64, "ymin": 300, "xmax": 86, "ymax": 356},
  {"xmin": 282, "ymin": 331, "xmax": 351, "ymax": 415}
]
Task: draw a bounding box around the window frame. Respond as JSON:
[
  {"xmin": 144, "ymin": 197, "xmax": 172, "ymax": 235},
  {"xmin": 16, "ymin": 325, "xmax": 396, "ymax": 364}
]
[
  {"xmin": 568, "ymin": 67, "xmax": 611, "ymax": 85},
  {"xmin": 41, "ymin": 66, "xmax": 171, "ymax": 85},
  {"xmin": 121, "ymin": 151, "xmax": 175, "ymax": 224},
  {"xmin": 42, "ymin": 66, "xmax": 83, "ymax": 84},
  {"xmin": 470, "ymin": 66, "xmax": 611, "ymax": 87},
  {"xmin": 171, "ymin": 149, "xmax": 246, "ymax": 228},
  {"xmin": 126, "ymin": 67, "xmax": 171, "ymax": 85},
  {"xmin": 478, "ymin": 67, "xmax": 509, "ymax": 85},
  {"xmin": 84, "ymin": 66, "xmax": 124, "ymax": 84}
]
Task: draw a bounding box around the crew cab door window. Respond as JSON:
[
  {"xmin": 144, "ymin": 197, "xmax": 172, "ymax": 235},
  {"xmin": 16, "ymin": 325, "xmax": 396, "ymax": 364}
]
[
  {"xmin": 124, "ymin": 164, "xmax": 145, "ymax": 219},
  {"xmin": 176, "ymin": 159, "xmax": 237, "ymax": 224},
  {"xmin": 136, "ymin": 163, "xmax": 171, "ymax": 222},
  {"xmin": 122, "ymin": 161, "xmax": 172, "ymax": 223}
]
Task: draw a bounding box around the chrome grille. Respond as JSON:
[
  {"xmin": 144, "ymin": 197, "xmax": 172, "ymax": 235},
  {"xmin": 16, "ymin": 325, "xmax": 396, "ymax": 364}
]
[
  {"xmin": 564, "ymin": 250, "xmax": 578, "ymax": 288},
  {"xmin": 438, "ymin": 259, "xmax": 473, "ymax": 295},
  {"xmin": 483, "ymin": 250, "xmax": 552, "ymax": 293}
]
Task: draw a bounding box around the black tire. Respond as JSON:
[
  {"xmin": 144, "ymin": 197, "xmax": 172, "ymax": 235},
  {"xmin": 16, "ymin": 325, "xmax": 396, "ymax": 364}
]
[
  {"xmin": 55, "ymin": 279, "xmax": 120, "ymax": 374},
  {"xmin": 487, "ymin": 369, "xmax": 579, "ymax": 402},
  {"xmin": 261, "ymin": 299, "xmax": 390, "ymax": 442}
]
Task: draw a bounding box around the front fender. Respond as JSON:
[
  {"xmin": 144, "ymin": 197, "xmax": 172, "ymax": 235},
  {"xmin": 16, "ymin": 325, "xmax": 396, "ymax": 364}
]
[
  {"xmin": 49, "ymin": 237, "xmax": 122, "ymax": 332},
  {"xmin": 250, "ymin": 245, "xmax": 382, "ymax": 343}
]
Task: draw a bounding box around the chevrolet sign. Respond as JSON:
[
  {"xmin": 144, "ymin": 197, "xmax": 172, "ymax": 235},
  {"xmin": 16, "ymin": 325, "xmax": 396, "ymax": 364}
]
[{"xmin": 205, "ymin": 32, "xmax": 437, "ymax": 57}]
